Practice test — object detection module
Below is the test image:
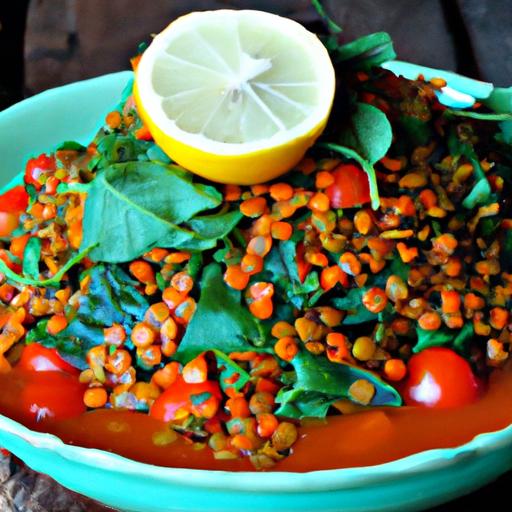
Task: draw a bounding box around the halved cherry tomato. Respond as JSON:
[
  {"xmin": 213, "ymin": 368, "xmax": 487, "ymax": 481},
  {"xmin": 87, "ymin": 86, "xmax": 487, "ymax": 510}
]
[
  {"xmin": 25, "ymin": 153, "xmax": 55, "ymax": 191},
  {"xmin": 0, "ymin": 212, "xmax": 20, "ymax": 238},
  {"xmin": 402, "ymin": 347, "xmax": 480, "ymax": 408},
  {"xmin": 0, "ymin": 186, "xmax": 29, "ymax": 213},
  {"xmin": 18, "ymin": 343, "xmax": 79, "ymax": 375},
  {"xmin": 325, "ymin": 163, "xmax": 371, "ymax": 209},
  {"xmin": 150, "ymin": 376, "xmax": 221, "ymax": 422},
  {"xmin": 20, "ymin": 370, "xmax": 86, "ymax": 422}
]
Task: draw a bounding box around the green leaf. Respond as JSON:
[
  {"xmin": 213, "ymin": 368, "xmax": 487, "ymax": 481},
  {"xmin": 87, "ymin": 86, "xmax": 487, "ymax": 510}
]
[
  {"xmin": 453, "ymin": 323, "xmax": 474, "ymax": 352},
  {"xmin": 275, "ymin": 351, "xmax": 401, "ymax": 418},
  {"xmin": 93, "ymin": 133, "xmax": 153, "ymax": 169},
  {"xmin": 332, "ymin": 288, "xmax": 377, "ymax": 325},
  {"xmin": 22, "ymin": 237, "xmax": 41, "ymax": 280},
  {"xmin": 444, "ymin": 110, "xmax": 512, "ymax": 121},
  {"xmin": 81, "ymin": 161, "xmax": 225, "ymax": 263},
  {"xmin": 339, "ymin": 103, "xmax": 393, "ymax": 164},
  {"xmin": 333, "ymin": 32, "xmax": 396, "ymax": 71},
  {"xmin": 0, "ymin": 245, "xmax": 94, "ymax": 287},
  {"xmin": 399, "ymin": 115, "xmax": 432, "ymax": 147},
  {"xmin": 175, "ymin": 264, "xmax": 265, "ymax": 363},
  {"xmin": 413, "ymin": 328, "xmax": 453, "ymax": 353},
  {"xmin": 318, "ymin": 142, "xmax": 380, "ymax": 209},
  {"xmin": 56, "ymin": 141, "xmax": 86, "ymax": 151},
  {"xmin": 311, "ymin": 0, "xmax": 342, "ymax": 34},
  {"xmin": 212, "ymin": 350, "xmax": 250, "ymax": 393},
  {"xmin": 462, "ymin": 178, "xmax": 492, "ymax": 209}
]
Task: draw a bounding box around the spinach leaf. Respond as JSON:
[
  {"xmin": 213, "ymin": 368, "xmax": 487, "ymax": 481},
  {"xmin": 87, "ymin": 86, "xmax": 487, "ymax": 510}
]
[
  {"xmin": 93, "ymin": 133, "xmax": 153, "ymax": 170},
  {"xmin": 399, "ymin": 115, "xmax": 432, "ymax": 147},
  {"xmin": 81, "ymin": 161, "xmax": 230, "ymax": 263},
  {"xmin": 213, "ymin": 350, "xmax": 250, "ymax": 393},
  {"xmin": 318, "ymin": 142, "xmax": 380, "ymax": 209},
  {"xmin": 27, "ymin": 264, "xmax": 148, "ymax": 364},
  {"xmin": 339, "ymin": 102, "xmax": 393, "ymax": 164},
  {"xmin": 311, "ymin": 0, "xmax": 342, "ymax": 34},
  {"xmin": 413, "ymin": 328, "xmax": 453, "ymax": 353},
  {"xmin": 175, "ymin": 264, "xmax": 265, "ymax": 363},
  {"xmin": 453, "ymin": 323, "xmax": 474, "ymax": 352},
  {"xmin": 275, "ymin": 351, "xmax": 401, "ymax": 418},
  {"xmin": 333, "ymin": 32, "xmax": 396, "ymax": 71},
  {"xmin": 0, "ymin": 245, "xmax": 94, "ymax": 287},
  {"xmin": 332, "ymin": 287, "xmax": 378, "ymax": 325},
  {"xmin": 56, "ymin": 141, "xmax": 86, "ymax": 152},
  {"xmin": 22, "ymin": 237, "xmax": 41, "ymax": 280}
]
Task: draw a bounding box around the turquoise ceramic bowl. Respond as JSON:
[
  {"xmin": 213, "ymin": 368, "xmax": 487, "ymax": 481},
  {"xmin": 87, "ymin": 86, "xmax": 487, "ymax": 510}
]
[{"xmin": 1, "ymin": 70, "xmax": 512, "ymax": 512}]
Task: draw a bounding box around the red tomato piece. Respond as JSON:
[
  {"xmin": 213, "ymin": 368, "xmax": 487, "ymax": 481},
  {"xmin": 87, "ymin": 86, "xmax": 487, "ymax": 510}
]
[
  {"xmin": 18, "ymin": 343, "xmax": 79, "ymax": 375},
  {"xmin": 25, "ymin": 154, "xmax": 56, "ymax": 191},
  {"xmin": 20, "ymin": 371, "xmax": 86, "ymax": 422},
  {"xmin": 403, "ymin": 347, "xmax": 480, "ymax": 408},
  {"xmin": 0, "ymin": 186, "xmax": 29, "ymax": 213},
  {"xmin": 296, "ymin": 242, "xmax": 312, "ymax": 284},
  {"xmin": 0, "ymin": 212, "xmax": 19, "ymax": 238},
  {"xmin": 150, "ymin": 376, "xmax": 222, "ymax": 422},
  {"xmin": 325, "ymin": 163, "xmax": 371, "ymax": 209}
]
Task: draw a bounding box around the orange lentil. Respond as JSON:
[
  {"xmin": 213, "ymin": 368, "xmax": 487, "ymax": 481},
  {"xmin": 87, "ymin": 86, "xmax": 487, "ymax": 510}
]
[
  {"xmin": 399, "ymin": 173, "xmax": 427, "ymax": 188},
  {"xmin": 105, "ymin": 349, "xmax": 132, "ymax": 375},
  {"xmin": 419, "ymin": 189, "xmax": 438, "ymax": 209},
  {"xmin": 227, "ymin": 397, "xmax": 251, "ymax": 418},
  {"xmin": 354, "ymin": 273, "xmax": 369, "ymax": 287},
  {"xmin": 308, "ymin": 192, "xmax": 330, "ymax": 212},
  {"xmin": 174, "ymin": 297, "xmax": 196, "ymax": 324},
  {"xmin": 183, "ymin": 354, "xmax": 208, "ymax": 384},
  {"xmin": 105, "ymin": 110, "xmax": 122, "ymax": 129},
  {"xmin": 256, "ymin": 413, "xmax": 279, "ymax": 438},
  {"xmin": 161, "ymin": 338, "xmax": 178, "ymax": 358},
  {"xmin": 249, "ymin": 392, "xmax": 275, "ymax": 415},
  {"xmin": 270, "ymin": 221, "xmax": 293, "ymax": 241},
  {"xmin": 252, "ymin": 214, "xmax": 273, "ymax": 236},
  {"xmin": 165, "ymin": 252, "xmax": 191, "ymax": 264},
  {"xmin": 339, "ymin": 252, "xmax": 361, "ymax": 276},
  {"xmin": 444, "ymin": 312, "xmax": 464, "ymax": 329},
  {"xmin": 231, "ymin": 434, "xmax": 254, "ymax": 451},
  {"xmin": 443, "ymin": 257, "xmax": 462, "ymax": 277},
  {"xmin": 272, "ymin": 422, "xmax": 298, "ymax": 451},
  {"xmin": 490, "ymin": 307, "xmax": 509, "ymax": 330},
  {"xmin": 137, "ymin": 345, "xmax": 162, "ymax": 368},
  {"xmin": 272, "ymin": 200, "xmax": 296, "ymax": 219},
  {"xmin": 418, "ymin": 311, "xmax": 442, "ymax": 330},
  {"xmin": 45, "ymin": 175, "xmax": 60, "ymax": 195},
  {"xmin": 315, "ymin": 171, "xmax": 335, "ymax": 189},
  {"xmin": 354, "ymin": 210, "xmax": 373, "ymax": 235},
  {"xmin": 271, "ymin": 321, "xmax": 297, "ymax": 338},
  {"xmin": 433, "ymin": 234, "xmax": 458, "ymax": 255},
  {"xmin": 129, "ymin": 260, "xmax": 155, "ymax": 284},
  {"xmin": 224, "ymin": 265, "xmax": 250, "ymax": 290},
  {"xmin": 134, "ymin": 125, "xmax": 152, "ymax": 141},
  {"xmin": 104, "ymin": 324, "xmax": 126, "ymax": 346},
  {"xmin": 269, "ymin": 183, "xmax": 294, "ymax": 201},
  {"xmin": 9, "ymin": 234, "xmax": 31, "ymax": 260},
  {"xmin": 295, "ymin": 317, "xmax": 323, "ymax": 342},
  {"xmin": 131, "ymin": 323, "xmax": 156, "ymax": 348},
  {"xmin": 307, "ymin": 251, "xmax": 329, "ymax": 267},
  {"xmin": 248, "ymin": 282, "xmax": 274, "ymax": 301},
  {"xmin": 320, "ymin": 265, "xmax": 345, "ymax": 291},
  {"xmin": 152, "ymin": 362, "xmax": 180, "ymax": 390},
  {"xmin": 171, "ymin": 271, "xmax": 194, "ymax": 293},
  {"xmin": 247, "ymin": 235, "xmax": 273, "ymax": 257},
  {"xmin": 385, "ymin": 275, "xmax": 408, "ymax": 301},
  {"xmin": 391, "ymin": 317, "xmax": 411, "ymax": 335},
  {"xmin": 240, "ymin": 197, "xmax": 267, "ymax": 218},
  {"xmin": 352, "ymin": 336, "xmax": 376, "ymax": 361},
  {"xmin": 384, "ymin": 359, "xmax": 407, "ymax": 381},
  {"xmin": 249, "ymin": 298, "xmax": 273, "ymax": 320},
  {"xmin": 274, "ymin": 336, "xmax": 299, "ymax": 362},
  {"xmin": 441, "ymin": 290, "xmax": 461, "ymax": 314},
  {"xmin": 430, "ymin": 77, "xmax": 447, "ymax": 88},
  {"xmin": 144, "ymin": 302, "xmax": 170, "ymax": 329},
  {"xmin": 224, "ymin": 184, "xmax": 242, "ymax": 201},
  {"xmin": 240, "ymin": 253, "xmax": 264, "ymax": 275},
  {"xmin": 144, "ymin": 248, "xmax": 169, "ymax": 262},
  {"xmin": 362, "ymin": 287, "xmax": 388, "ymax": 313},
  {"xmin": 84, "ymin": 388, "xmax": 108, "ymax": 408},
  {"xmin": 396, "ymin": 242, "xmax": 419, "ymax": 263},
  {"xmin": 47, "ymin": 314, "xmax": 68, "ymax": 335},
  {"xmin": 380, "ymin": 156, "xmax": 404, "ymax": 172},
  {"xmin": 251, "ymin": 184, "xmax": 269, "ymax": 196}
]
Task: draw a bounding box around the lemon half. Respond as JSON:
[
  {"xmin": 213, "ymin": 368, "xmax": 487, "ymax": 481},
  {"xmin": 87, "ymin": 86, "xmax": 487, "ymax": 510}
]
[{"xmin": 134, "ymin": 9, "xmax": 335, "ymax": 185}]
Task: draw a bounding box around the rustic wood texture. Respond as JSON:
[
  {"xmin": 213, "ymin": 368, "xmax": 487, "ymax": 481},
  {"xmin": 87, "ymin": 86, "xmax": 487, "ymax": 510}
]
[{"xmin": 0, "ymin": 0, "xmax": 511, "ymax": 510}]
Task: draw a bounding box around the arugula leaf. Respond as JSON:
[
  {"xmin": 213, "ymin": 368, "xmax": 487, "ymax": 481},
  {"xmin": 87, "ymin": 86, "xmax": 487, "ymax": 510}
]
[
  {"xmin": 93, "ymin": 133, "xmax": 153, "ymax": 170},
  {"xmin": 27, "ymin": 264, "xmax": 148, "ymax": 363},
  {"xmin": 212, "ymin": 350, "xmax": 250, "ymax": 393},
  {"xmin": 275, "ymin": 351, "xmax": 401, "ymax": 418},
  {"xmin": 311, "ymin": 0, "xmax": 342, "ymax": 34},
  {"xmin": 453, "ymin": 323, "xmax": 474, "ymax": 352},
  {"xmin": 413, "ymin": 323, "xmax": 474, "ymax": 353},
  {"xmin": 22, "ymin": 237, "xmax": 41, "ymax": 280},
  {"xmin": 339, "ymin": 102, "xmax": 393, "ymax": 164},
  {"xmin": 175, "ymin": 264, "xmax": 265, "ymax": 363},
  {"xmin": 333, "ymin": 32, "xmax": 396, "ymax": 71},
  {"xmin": 318, "ymin": 142, "xmax": 380, "ymax": 209},
  {"xmin": 81, "ymin": 161, "xmax": 229, "ymax": 263}
]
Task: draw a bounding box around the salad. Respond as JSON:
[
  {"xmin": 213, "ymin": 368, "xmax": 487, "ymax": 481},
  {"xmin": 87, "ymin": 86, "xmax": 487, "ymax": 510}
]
[{"xmin": 0, "ymin": 4, "xmax": 512, "ymax": 472}]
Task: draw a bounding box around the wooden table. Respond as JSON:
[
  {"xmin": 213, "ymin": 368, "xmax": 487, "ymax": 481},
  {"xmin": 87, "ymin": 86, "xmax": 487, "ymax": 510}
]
[{"xmin": 0, "ymin": 0, "xmax": 511, "ymax": 510}]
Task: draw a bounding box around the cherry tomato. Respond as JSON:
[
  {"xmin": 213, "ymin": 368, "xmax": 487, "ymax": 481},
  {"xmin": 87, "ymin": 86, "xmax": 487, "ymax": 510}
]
[
  {"xmin": 403, "ymin": 347, "xmax": 480, "ymax": 408},
  {"xmin": 325, "ymin": 163, "xmax": 371, "ymax": 209},
  {"xmin": 0, "ymin": 212, "xmax": 19, "ymax": 238},
  {"xmin": 150, "ymin": 376, "xmax": 221, "ymax": 422},
  {"xmin": 20, "ymin": 370, "xmax": 86, "ymax": 423},
  {"xmin": 18, "ymin": 343, "xmax": 79, "ymax": 375},
  {"xmin": 0, "ymin": 186, "xmax": 29, "ymax": 213},
  {"xmin": 25, "ymin": 153, "xmax": 55, "ymax": 191}
]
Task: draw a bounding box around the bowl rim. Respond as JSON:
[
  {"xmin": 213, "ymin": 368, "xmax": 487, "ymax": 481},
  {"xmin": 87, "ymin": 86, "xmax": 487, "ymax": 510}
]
[{"xmin": 1, "ymin": 70, "xmax": 511, "ymax": 494}]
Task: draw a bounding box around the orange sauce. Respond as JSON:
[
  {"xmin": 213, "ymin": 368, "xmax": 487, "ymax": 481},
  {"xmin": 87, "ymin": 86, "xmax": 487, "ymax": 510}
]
[{"xmin": 1, "ymin": 367, "xmax": 512, "ymax": 472}]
